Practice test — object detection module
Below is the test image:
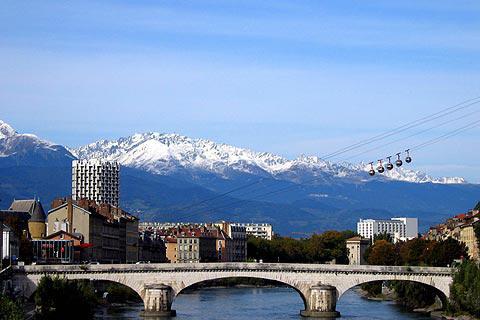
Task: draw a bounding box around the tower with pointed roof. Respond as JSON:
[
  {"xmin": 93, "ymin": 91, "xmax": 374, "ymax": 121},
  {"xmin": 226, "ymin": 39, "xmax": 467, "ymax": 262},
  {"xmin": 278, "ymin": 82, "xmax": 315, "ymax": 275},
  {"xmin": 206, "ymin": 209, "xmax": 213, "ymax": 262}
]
[{"xmin": 9, "ymin": 199, "xmax": 47, "ymax": 239}]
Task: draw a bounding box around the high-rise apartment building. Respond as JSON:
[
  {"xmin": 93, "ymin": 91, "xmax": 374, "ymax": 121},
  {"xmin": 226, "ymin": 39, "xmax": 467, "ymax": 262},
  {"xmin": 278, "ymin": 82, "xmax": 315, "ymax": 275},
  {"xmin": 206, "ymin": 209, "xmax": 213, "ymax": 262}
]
[
  {"xmin": 357, "ymin": 217, "xmax": 418, "ymax": 243},
  {"xmin": 72, "ymin": 159, "xmax": 120, "ymax": 207}
]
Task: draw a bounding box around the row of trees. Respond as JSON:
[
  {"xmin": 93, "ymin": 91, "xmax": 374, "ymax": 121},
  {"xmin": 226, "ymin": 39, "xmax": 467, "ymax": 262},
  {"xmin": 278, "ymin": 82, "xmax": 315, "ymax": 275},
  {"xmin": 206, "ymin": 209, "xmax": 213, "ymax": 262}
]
[
  {"xmin": 247, "ymin": 230, "xmax": 356, "ymax": 264},
  {"xmin": 362, "ymin": 236, "xmax": 468, "ymax": 311},
  {"xmin": 365, "ymin": 237, "xmax": 468, "ymax": 267}
]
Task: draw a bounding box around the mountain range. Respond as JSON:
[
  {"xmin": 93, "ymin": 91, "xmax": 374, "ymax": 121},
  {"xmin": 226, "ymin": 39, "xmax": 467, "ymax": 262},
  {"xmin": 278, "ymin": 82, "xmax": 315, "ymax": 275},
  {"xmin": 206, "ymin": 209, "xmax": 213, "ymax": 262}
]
[{"xmin": 0, "ymin": 119, "xmax": 477, "ymax": 235}]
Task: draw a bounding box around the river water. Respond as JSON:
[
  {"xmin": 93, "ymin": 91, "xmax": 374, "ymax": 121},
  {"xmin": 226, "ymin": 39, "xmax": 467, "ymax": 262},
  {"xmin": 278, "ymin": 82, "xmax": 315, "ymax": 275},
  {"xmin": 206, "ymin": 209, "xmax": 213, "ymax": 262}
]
[{"xmin": 95, "ymin": 287, "xmax": 433, "ymax": 319}]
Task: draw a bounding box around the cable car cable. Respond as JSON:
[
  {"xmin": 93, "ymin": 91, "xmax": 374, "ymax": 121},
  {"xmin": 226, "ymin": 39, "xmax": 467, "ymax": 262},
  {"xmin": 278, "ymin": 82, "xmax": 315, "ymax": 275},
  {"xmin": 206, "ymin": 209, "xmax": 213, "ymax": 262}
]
[{"xmin": 321, "ymin": 98, "xmax": 480, "ymax": 160}]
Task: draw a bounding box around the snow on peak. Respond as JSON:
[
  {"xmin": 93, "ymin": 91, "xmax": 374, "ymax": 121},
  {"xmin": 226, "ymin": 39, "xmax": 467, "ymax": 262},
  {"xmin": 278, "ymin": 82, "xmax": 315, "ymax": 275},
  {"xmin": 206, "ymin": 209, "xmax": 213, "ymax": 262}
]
[
  {"xmin": 0, "ymin": 120, "xmax": 16, "ymax": 139},
  {"xmin": 73, "ymin": 131, "xmax": 467, "ymax": 185}
]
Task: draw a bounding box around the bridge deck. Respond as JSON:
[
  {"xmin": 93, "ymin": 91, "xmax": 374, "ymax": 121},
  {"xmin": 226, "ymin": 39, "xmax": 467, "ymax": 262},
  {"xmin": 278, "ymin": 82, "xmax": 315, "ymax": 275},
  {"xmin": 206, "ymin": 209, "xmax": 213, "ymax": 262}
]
[{"xmin": 14, "ymin": 263, "xmax": 453, "ymax": 275}]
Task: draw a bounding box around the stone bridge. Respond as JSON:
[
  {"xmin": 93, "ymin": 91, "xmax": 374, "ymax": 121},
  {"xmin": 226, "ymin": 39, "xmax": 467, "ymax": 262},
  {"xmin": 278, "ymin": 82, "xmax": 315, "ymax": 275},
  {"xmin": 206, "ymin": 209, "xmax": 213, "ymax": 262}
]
[{"xmin": 12, "ymin": 263, "xmax": 453, "ymax": 318}]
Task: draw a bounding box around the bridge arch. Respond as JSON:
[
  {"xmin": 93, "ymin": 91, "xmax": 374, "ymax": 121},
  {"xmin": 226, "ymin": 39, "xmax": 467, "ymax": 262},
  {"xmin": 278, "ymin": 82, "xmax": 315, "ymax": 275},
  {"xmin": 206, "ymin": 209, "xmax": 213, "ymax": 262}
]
[
  {"xmin": 174, "ymin": 275, "xmax": 308, "ymax": 309},
  {"xmin": 334, "ymin": 273, "xmax": 451, "ymax": 302},
  {"xmin": 13, "ymin": 272, "xmax": 145, "ymax": 303}
]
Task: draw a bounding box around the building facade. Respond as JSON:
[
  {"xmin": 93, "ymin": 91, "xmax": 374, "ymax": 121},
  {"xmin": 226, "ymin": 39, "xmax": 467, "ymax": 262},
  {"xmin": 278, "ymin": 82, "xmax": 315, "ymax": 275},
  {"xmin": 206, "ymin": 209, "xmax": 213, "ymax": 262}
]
[
  {"xmin": 47, "ymin": 198, "xmax": 138, "ymax": 263},
  {"xmin": 177, "ymin": 236, "xmax": 217, "ymax": 263},
  {"xmin": 232, "ymin": 223, "xmax": 273, "ymax": 240},
  {"xmin": 0, "ymin": 209, "xmax": 31, "ymax": 263},
  {"xmin": 139, "ymin": 231, "xmax": 167, "ymax": 263},
  {"xmin": 72, "ymin": 159, "xmax": 120, "ymax": 207},
  {"xmin": 357, "ymin": 218, "xmax": 418, "ymax": 243},
  {"xmin": 165, "ymin": 238, "xmax": 178, "ymax": 263},
  {"xmin": 346, "ymin": 236, "xmax": 370, "ymax": 265},
  {"xmin": 215, "ymin": 222, "xmax": 247, "ymax": 261},
  {"xmin": 459, "ymin": 222, "xmax": 479, "ymax": 261},
  {"xmin": 2, "ymin": 225, "xmax": 19, "ymax": 261}
]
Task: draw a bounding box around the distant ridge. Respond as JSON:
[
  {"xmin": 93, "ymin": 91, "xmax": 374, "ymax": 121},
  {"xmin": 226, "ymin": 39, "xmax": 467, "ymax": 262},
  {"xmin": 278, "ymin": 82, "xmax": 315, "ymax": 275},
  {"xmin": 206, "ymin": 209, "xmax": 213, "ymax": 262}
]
[{"xmin": 72, "ymin": 131, "xmax": 465, "ymax": 184}]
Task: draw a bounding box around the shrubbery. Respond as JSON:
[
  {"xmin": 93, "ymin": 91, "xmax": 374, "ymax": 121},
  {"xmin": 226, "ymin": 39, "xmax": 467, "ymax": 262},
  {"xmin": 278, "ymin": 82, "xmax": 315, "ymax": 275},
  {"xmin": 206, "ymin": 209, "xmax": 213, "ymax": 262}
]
[
  {"xmin": 0, "ymin": 294, "xmax": 24, "ymax": 320},
  {"xmin": 449, "ymin": 260, "xmax": 480, "ymax": 317}
]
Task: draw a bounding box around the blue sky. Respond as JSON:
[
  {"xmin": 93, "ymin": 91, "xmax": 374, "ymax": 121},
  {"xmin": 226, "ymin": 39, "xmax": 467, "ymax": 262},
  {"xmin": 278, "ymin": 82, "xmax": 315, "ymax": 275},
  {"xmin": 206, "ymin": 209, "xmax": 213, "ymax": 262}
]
[{"xmin": 1, "ymin": 1, "xmax": 480, "ymax": 181}]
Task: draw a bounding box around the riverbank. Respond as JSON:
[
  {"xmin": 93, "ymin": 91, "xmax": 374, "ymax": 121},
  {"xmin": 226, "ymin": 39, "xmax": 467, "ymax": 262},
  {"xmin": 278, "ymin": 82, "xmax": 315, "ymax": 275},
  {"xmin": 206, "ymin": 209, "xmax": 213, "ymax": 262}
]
[
  {"xmin": 355, "ymin": 286, "xmax": 444, "ymax": 318},
  {"xmin": 430, "ymin": 312, "xmax": 479, "ymax": 320}
]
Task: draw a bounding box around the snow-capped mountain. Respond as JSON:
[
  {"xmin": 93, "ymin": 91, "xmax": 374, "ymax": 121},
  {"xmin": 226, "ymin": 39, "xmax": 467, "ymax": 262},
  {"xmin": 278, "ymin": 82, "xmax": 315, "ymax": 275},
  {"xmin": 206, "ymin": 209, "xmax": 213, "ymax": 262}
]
[
  {"xmin": 72, "ymin": 132, "xmax": 465, "ymax": 185},
  {"xmin": 0, "ymin": 120, "xmax": 75, "ymax": 167}
]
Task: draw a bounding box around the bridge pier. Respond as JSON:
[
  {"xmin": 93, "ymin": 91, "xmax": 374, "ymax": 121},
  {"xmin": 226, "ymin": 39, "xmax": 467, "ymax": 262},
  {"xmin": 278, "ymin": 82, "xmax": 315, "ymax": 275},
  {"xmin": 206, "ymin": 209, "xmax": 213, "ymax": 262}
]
[
  {"xmin": 141, "ymin": 284, "xmax": 176, "ymax": 318},
  {"xmin": 301, "ymin": 285, "xmax": 340, "ymax": 318}
]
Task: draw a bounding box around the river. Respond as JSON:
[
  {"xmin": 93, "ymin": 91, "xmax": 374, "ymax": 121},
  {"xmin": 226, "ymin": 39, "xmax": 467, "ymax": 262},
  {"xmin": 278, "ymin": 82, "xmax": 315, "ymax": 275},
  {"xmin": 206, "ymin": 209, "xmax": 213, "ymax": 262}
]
[{"xmin": 94, "ymin": 286, "xmax": 433, "ymax": 319}]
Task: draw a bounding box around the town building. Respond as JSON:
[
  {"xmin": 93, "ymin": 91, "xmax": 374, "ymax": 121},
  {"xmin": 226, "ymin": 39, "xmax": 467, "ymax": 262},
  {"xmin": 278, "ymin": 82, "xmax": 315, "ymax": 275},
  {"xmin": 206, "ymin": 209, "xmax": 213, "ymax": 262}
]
[
  {"xmin": 0, "ymin": 220, "xmax": 2, "ymax": 265},
  {"xmin": 214, "ymin": 229, "xmax": 232, "ymax": 262},
  {"xmin": 215, "ymin": 222, "xmax": 247, "ymax": 261},
  {"xmin": 8, "ymin": 199, "xmax": 47, "ymax": 239},
  {"xmin": 0, "ymin": 209, "xmax": 31, "ymax": 264},
  {"xmin": 459, "ymin": 221, "xmax": 479, "ymax": 261},
  {"xmin": 47, "ymin": 198, "xmax": 138, "ymax": 263},
  {"xmin": 177, "ymin": 231, "xmax": 217, "ymax": 263},
  {"xmin": 346, "ymin": 236, "xmax": 370, "ymax": 265},
  {"xmin": 139, "ymin": 222, "xmax": 250, "ymax": 263},
  {"xmin": 139, "ymin": 230, "xmax": 167, "ymax": 263},
  {"xmin": 72, "ymin": 159, "xmax": 120, "ymax": 207},
  {"xmin": 2, "ymin": 225, "xmax": 19, "ymax": 262},
  {"xmin": 32, "ymin": 231, "xmax": 84, "ymax": 264},
  {"xmin": 357, "ymin": 218, "xmax": 418, "ymax": 243},
  {"xmin": 425, "ymin": 206, "xmax": 480, "ymax": 261},
  {"xmin": 165, "ymin": 237, "xmax": 178, "ymax": 263},
  {"xmin": 232, "ymin": 223, "xmax": 273, "ymax": 240}
]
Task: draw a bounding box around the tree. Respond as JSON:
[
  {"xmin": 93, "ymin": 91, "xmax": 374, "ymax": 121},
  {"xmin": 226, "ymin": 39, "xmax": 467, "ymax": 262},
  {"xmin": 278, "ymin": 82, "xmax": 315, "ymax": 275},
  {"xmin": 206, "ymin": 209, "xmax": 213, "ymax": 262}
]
[
  {"xmin": 450, "ymin": 260, "xmax": 480, "ymax": 317},
  {"xmin": 305, "ymin": 231, "xmax": 349, "ymax": 264},
  {"xmin": 373, "ymin": 232, "xmax": 393, "ymax": 243},
  {"xmin": 398, "ymin": 238, "xmax": 429, "ymax": 266},
  {"xmin": 247, "ymin": 230, "xmax": 356, "ymax": 264},
  {"xmin": 423, "ymin": 238, "xmax": 468, "ymax": 267},
  {"xmin": 391, "ymin": 281, "xmax": 438, "ymax": 310},
  {"xmin": 35, "ymin": 276, "xmax": 97, "ymax": 320},
  {"xmin": 366, "ymin": 240, "xmax": 398, "ymax": 266}
]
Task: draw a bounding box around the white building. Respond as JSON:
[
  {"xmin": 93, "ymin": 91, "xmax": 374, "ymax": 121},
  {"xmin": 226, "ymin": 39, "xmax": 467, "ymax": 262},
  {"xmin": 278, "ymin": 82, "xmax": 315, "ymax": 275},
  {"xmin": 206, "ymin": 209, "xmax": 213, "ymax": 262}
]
[
  {"xmin": 232, "ymin": 223, "xmax": 274, "ymax": 240},
  {"xmin": 72, "ymin": 159, "xmax": 120, "ymax": 207},
  {"xmin": 357, "ymin": 217, "xmax": 418, "ymax": 243},
  {"xmin": 2, "ymin": 225, "xmax": 19, "ymax": 261}
]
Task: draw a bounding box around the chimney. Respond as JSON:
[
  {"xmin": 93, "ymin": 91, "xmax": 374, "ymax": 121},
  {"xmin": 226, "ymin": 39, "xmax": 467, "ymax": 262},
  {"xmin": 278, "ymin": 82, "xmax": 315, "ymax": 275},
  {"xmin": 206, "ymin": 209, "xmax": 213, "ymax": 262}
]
[{"xmin": 67, "ymin": 197, "xmax": 73, "ymax": 233}]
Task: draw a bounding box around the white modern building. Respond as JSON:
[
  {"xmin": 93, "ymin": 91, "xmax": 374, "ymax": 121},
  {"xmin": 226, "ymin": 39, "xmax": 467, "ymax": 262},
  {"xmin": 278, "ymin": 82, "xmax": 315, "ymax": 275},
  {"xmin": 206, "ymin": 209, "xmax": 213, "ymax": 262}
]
[
  {"xmin": 232, "ymin": 223, "xmax": 274, "ymax": 240},
  {"xmin": 357, "ymin": 217, "xmax": 418, "ymax": 243},
  {"xmin": 72, "ymin": 159, "xmax": 120, "ymax": 207}
]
